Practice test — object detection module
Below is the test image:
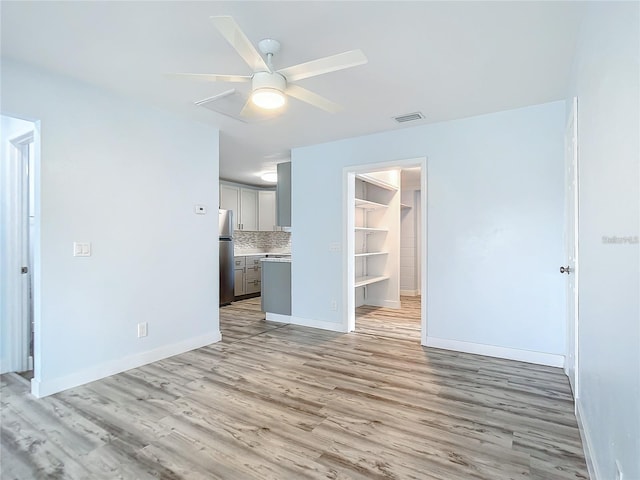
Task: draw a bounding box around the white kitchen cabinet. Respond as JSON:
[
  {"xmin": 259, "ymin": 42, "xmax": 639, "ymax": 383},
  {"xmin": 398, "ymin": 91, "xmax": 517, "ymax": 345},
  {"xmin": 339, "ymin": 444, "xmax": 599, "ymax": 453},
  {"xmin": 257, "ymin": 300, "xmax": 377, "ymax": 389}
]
[
  {"xmin": 258, "ymin": 190, "xmax": 277, "ymax": 231},
  {"xmin": 354, "ymin": 171, "xmax": 400, "ymax": 308},
  {"xmin": 220, "ymin": 184, "xmax": 258, "ymax": 231},
  {"xmin": 220, "ymin": 184, "xmax": 240, "ymax": 228},
  {"xmin": 240, "ymin": 188, "xmax": 258, "ymax": 231}
]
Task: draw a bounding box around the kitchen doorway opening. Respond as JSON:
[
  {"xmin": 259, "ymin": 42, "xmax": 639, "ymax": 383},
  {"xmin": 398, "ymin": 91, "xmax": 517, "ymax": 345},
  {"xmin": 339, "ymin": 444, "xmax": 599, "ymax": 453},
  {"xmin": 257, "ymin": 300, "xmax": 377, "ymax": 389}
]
[
  {"xmin": 1, "ymin": 114, "xmax": 39, "ymax": 382},
  {"xmin": 344, "ymin": 157, "xmax": 427, "ymax": 344}
]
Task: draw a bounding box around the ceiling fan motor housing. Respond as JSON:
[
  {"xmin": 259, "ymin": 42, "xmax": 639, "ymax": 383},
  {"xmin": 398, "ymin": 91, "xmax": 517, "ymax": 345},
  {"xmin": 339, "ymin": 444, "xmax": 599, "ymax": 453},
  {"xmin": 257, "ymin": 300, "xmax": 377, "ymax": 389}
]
[{"xmin": 252, "ymin": 71, "xmax": 287, "ymax": 93}]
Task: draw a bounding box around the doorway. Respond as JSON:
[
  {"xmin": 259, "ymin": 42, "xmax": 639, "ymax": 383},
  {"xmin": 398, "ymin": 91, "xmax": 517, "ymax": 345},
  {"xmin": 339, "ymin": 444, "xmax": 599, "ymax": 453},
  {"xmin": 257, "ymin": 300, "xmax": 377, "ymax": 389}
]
[
  {"xmin": 1, "ymin": 115, "xmax": 38, "ymax": 379},
  {"xmin": 344, "ymin": 158, "xmax": 427, "ymax": 343}
]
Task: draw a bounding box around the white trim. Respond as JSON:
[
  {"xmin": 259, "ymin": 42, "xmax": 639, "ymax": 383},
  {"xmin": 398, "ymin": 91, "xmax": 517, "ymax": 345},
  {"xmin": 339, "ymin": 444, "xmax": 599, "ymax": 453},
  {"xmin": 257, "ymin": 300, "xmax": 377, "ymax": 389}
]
[
  {"xmin": 271, "ymin": 313, "xmax": 347, "ymax": 333},
  {"xmin": 400, "ymin": 289, "xmax": 419, "ymax": 296},
  {"xmin": 265, "ymin": 312, "xmax": 291, "ymax": 323},
  {"xmin": 363, "ymin": 299, "xmax": 401, "ymax": 309},
  {"xmin": 1, "ymin": 129, "xmax": 35, "ymax": 374},
  {"xmin": 425, "ymin": 336, "xmax": 565, "ymax": 368},
  {"xmin": 576, "ymin": 399, "xmax": 600, "ymax": 480},
  {"xmin": 30, "ymin": 331, "xmax": 221, "ymax": 398},
  {"xmin": 563, "ymin": 96, "xmax": 580, "ymax": 400}
]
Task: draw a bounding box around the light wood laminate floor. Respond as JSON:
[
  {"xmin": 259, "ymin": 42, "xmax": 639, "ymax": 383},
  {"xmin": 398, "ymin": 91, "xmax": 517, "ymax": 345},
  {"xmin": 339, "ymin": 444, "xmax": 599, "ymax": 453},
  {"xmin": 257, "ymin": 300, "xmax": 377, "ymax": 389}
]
[{"xmin": 1, "ymin": 297, "xmax": 588, "ymax": 479}]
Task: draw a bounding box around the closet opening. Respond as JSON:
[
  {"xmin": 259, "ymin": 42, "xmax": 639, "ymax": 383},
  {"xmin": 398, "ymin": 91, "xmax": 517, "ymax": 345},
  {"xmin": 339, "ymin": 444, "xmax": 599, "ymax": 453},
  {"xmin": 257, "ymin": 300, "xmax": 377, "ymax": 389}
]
[{"xmin": 344, "ymin": 158, "xmax": 427, "ymax": 344}]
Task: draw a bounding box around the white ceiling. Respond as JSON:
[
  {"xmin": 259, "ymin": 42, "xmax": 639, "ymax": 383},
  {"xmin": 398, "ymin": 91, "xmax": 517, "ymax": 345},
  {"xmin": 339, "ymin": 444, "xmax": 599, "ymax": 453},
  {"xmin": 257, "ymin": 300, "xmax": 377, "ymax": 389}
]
[{"xmin": 1, "ymin": 1, "xmax": 586, "ymax": 186}]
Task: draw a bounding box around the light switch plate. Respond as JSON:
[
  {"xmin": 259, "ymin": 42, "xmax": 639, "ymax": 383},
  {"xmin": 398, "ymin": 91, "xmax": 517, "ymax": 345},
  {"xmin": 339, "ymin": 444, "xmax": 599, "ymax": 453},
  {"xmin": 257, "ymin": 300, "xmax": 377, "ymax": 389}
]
[
  {"xmin": 137, "ymin": 322, "xmax": 148, "ymax": 338},
  {"xmin": 194, "ymin": 205, "xmax": 207, "ymax": 215},
  {"xmin": 329, "ymin": 242, "xmax": 340, "ymax": 252}
]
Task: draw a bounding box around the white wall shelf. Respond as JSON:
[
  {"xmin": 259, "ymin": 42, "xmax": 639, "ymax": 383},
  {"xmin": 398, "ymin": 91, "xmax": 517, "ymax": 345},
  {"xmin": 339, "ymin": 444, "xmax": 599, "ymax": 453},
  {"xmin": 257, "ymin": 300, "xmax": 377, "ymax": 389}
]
[
  {"xmin": 355, "ymin": 275, "xmax": 390, "ymax": 288},
  {"xmin": 355, "ymin": 227, "xmax": 388, "ymax": 233},
  {"xmin": 355, "ymin": 198, "xmax": 388, "ymax": 210},
  {"xmin": 355, "ymin": 252, "xmax": 388, "ymax": 257},
  {"xmin": 355, "ymin": 173, "xmax": 398, "ymax": 192}
]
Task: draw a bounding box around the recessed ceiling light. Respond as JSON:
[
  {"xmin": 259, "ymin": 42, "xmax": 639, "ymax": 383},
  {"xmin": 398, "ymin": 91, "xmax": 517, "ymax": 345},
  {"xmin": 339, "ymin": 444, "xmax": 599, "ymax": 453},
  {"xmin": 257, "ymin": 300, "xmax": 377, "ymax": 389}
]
[{"xmin": 261, "ymin": 172, "xmax": 278, "ymax": 183}]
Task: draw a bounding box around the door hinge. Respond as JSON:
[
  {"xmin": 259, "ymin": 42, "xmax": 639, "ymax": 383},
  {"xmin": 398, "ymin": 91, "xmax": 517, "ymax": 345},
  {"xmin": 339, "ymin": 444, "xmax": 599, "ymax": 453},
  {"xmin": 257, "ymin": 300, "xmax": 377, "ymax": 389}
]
[{"xmin": 21, "ymin": 266, "xmax": 28, "ymax": 274}]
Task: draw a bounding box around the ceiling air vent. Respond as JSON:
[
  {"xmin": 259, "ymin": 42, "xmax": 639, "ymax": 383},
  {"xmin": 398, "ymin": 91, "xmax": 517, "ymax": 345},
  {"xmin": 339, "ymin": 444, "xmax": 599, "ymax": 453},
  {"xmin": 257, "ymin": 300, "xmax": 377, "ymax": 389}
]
[{"xmin": 393, "ymin": 112, "xmax": 425, "ymax": 124}]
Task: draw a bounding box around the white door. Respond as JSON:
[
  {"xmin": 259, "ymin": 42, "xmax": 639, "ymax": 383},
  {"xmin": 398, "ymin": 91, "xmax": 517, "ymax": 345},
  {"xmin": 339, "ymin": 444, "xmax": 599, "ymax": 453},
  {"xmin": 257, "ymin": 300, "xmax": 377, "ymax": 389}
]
[
  {"xmin": 0, "ymin": 126, "xmax": 34, "ymax": 374},
  {"xmin": 564, "ymin": 98, "xmax": 579, "ymax": 399}
]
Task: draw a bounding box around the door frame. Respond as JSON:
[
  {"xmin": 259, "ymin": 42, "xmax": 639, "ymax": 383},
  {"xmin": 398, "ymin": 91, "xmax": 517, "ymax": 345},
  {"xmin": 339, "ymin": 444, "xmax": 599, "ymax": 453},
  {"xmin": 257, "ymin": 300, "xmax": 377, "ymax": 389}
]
[
  {"xmin": 564, "ymin": 97, "xmax": 580, "ymax": 400},
  {"xmin": 2, "ymin": 129, "xmax": 35, "ymax": 373},
  {"xmin": 343, "ymin": 157, "xmax": 428, "ymax": 344}
]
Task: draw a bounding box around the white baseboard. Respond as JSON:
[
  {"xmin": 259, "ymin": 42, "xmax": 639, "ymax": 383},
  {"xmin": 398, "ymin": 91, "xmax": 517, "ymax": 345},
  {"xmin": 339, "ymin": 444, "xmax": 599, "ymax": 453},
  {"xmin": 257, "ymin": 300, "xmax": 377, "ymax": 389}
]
[
  {"xmin": 265, "ymin": 312, "xmax": 291, "ymax": 323},
  {"xmin": 400, "ymin": 289, "xmax": 419, "ymax": 296},
  {"xmin": 31, "ymin": 331, "xmax": 221, "ymax": 398},
  {"xmin": 268, "ymin": 313, "xmax": 347, "ymax": 333},
  {"xmin": 424, "ymin": 336, "xmax": 565, "ymax": 368},
  {"xmin": 576, "ymin": 399, "xmax": 600, "ymax": 480},
  {"xmin": 365, "ymin": 299, "xmax": 402, "ymax": 309}
]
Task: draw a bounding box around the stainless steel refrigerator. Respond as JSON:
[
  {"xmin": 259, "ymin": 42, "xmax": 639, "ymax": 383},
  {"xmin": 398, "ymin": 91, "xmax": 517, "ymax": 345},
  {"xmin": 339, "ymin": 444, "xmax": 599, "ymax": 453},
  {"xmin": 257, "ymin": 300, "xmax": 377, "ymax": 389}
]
[{"xmin": 219, "ymin": 209, "xmax": 235, "ymax": 306}]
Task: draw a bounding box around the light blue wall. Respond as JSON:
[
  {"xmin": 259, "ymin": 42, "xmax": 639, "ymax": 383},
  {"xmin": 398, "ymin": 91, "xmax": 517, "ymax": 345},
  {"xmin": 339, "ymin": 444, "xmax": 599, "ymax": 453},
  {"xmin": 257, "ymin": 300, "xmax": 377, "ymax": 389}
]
[
  {"xmin": 1, "ymin": 59, "xmax": 220, "ymax": 395},
  {"xmin": 570, "ymin": 3, "xmax": 640, "ymax": 479},
  {"xmin": 292, "ymin": 100, "xmax": 566, "ymax": 355}
]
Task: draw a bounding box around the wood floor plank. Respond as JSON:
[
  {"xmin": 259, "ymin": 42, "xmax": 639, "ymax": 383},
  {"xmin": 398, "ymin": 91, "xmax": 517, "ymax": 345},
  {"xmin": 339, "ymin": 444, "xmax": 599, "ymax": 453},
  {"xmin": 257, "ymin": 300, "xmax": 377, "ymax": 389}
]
[{"xmin": 0, "ymin": 295, "xmax": 588, "ymax": 479}]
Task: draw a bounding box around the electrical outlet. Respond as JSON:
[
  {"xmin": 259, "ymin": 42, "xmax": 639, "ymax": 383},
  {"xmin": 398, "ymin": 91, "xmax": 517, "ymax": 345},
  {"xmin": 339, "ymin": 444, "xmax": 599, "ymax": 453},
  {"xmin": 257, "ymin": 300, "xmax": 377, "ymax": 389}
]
[
  {"xmin": 137, "ymin": 322, "xmax": 148, "ymax": 338},
  {"xmin": 330, "ymin": 299, "xmax": 338, "ymax": 311},
  {"xmin": 615, "ymin": 460, "xmax": 623, "ymax": 480},
  {"xmin": 73, "ymin": 242, "xmax": 91, "ymax": 257}
]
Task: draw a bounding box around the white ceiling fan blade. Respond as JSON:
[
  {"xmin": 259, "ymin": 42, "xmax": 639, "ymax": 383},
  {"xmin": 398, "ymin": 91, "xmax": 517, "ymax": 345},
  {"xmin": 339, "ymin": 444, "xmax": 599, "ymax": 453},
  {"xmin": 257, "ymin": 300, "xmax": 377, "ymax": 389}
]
[
  {"xmin": 286, "ymin": 84, "xmax": 343, "ymax": 113},
  {"xmin": 211, "ymin": 16, "xmax": 268, "ymax": 72},
  {"xmin": 277, "ymin": 49, "xmax": 367, "ymax": 82},
  {"xmin": 167, "ymin": 73, "xmax": 251, "ymax": 83},
  {"xmin": 239, "ymin": 97, "xmax": 254, "ymax": 117}
]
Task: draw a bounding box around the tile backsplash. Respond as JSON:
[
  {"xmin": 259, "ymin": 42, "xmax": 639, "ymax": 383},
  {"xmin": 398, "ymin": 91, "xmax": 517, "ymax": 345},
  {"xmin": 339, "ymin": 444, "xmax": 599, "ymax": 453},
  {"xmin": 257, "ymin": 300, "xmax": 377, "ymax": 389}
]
[{"xmin": 235, "ymin": 230, "xmax": 291, "ymax": 253}]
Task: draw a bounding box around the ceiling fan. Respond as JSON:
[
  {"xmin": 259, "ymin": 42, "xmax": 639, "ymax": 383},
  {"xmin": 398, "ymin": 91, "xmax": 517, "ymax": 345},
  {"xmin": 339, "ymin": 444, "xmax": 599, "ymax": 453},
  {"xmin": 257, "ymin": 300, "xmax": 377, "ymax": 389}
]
[{"xmin": 171, "ymin": 16, "xmax": 368, "ymax": 116}]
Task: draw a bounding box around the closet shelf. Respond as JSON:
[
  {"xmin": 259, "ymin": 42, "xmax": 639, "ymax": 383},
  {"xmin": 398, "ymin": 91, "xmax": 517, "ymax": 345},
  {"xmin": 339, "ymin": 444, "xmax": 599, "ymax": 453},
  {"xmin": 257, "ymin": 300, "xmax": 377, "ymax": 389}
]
[
  {"xmin": 355, "ymin": 173, "xmax": 398, "ymax": 191},
  {"xmin": 355, "ymin": 197, "xmax": 388, "ymax": 210},
  {"xmin": 355, "ymin": 275, "xmax": 390, "ymax": 288},
  {"xmin": 355, "ymin": 227, "xmax": 388, "ymax": 233},
  {"xmin": 354, "ymin": 251, "xmax": 388, "ymax": 257}
]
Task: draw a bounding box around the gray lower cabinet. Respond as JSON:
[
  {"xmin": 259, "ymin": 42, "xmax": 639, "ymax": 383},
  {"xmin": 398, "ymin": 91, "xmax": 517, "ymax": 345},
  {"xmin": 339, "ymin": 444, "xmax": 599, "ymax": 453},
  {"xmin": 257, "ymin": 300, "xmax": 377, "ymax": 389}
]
[
  {"xmin": 261, "ymin": 260, "xmax": 291, "ymax": 315},
  {"xmin": 234, "ymin": 255, "xmax": 264, "ymax": 298},
  {"xmin": 234, "ymin": 256, "xmax": 245, "ymax": 296}
]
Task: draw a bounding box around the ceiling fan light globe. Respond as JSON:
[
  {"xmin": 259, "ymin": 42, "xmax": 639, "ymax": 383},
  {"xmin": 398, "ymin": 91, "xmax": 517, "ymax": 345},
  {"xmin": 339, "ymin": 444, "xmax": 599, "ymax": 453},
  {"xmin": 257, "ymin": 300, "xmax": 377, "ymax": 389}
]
[{"xmin": 252, "ymin": 88, "xmax": 286, "ymax": 109}]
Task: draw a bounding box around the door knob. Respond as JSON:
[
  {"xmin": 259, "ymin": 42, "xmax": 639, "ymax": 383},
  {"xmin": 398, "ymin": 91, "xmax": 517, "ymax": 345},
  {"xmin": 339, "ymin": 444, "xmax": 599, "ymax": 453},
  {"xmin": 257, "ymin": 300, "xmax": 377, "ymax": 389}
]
[{"xmin": 560, "ymin": 266, "xmax": 571, "ymax": 274}]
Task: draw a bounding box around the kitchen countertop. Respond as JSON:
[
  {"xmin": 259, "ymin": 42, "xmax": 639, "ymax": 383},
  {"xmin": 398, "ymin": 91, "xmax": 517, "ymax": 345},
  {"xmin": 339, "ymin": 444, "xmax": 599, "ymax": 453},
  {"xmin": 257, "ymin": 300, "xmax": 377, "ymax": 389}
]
[
  {"xmin": 260, "ymin": 257, "xmax": 292, "ymax": 263},
  {"xmin": 234, "ymin": 252, "xmax": 291, "ymax": 257}
]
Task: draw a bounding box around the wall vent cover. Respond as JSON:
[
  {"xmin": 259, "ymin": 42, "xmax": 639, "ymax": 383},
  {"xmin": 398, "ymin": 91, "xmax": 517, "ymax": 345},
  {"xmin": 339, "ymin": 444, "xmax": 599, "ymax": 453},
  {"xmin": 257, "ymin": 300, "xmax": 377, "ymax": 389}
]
[{"xmin": 393, "ymin": 112, "xmax": 425, "ymax": 123}]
